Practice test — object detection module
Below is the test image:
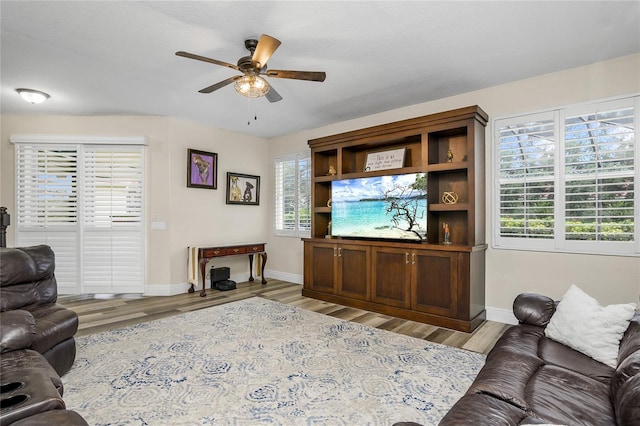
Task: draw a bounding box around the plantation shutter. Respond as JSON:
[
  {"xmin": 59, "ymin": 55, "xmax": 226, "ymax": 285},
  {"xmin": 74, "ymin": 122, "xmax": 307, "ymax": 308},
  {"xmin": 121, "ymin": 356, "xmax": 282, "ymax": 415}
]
[
  {"xmin": 274, "ymin": 154, "xmax": 311, "ymax": 236},
  {"xmin": 15, "ymin": 145, "xmax": 80, "ymax": 293},
  {"xmin": 564, "ymin": 101, "xmax": 635, "ymax": 244},
  {"xmin": 12, "ymin": 136, "xmax": 147, "ymax": 294},
  {"xmin": 83, "ymin": 147, "xmax": 145, "ymax": 293},
  {"xmin": 298, "ymin": 156, "xmax": 312, "ymax": 232},
  {"xmin": 496, "ymin": 112, "xmax": 556, "ymax": 247}
]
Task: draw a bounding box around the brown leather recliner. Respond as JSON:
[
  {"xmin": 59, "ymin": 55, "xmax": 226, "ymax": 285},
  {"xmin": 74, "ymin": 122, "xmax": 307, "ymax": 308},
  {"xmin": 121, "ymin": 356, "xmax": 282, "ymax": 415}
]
[{"xmin": 0, "ymin": 245, "xmax": 78, "ymax": 375}]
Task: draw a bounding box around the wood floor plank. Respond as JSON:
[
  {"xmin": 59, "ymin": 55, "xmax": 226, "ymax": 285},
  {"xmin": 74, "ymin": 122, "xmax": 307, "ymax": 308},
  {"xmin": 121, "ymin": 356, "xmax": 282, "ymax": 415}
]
[{"xmin": 59, "ymin": 280, "xmax": 507, "ymax": 355}]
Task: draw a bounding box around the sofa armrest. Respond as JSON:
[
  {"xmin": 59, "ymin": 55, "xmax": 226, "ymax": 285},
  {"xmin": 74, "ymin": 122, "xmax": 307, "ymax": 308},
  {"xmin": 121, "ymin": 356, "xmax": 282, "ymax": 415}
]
[
  {"xmin": 1, "ymin": 310, "xmax": 36, "ymax": 353},
  {"xmin": 513, "ymin": 293, "xmax": 556, "ymax": 327}
]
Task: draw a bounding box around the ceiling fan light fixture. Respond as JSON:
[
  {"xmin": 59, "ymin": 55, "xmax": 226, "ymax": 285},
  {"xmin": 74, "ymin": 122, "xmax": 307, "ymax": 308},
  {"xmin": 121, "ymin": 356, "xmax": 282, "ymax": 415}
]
[
  {"xmin": 16, "ymin": 88, "xmax": 50, "ymax": 104},
  {"xmin": 234, "ymin": 75, "xmax": 270, "ymax": 98}
]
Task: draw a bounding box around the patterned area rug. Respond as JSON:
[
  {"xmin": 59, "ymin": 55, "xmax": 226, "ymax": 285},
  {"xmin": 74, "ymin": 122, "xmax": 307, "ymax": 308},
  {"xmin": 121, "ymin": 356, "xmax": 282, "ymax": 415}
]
[{"xmin": 64, "ymin": 298, "xmax": 485, "ymax": 425}]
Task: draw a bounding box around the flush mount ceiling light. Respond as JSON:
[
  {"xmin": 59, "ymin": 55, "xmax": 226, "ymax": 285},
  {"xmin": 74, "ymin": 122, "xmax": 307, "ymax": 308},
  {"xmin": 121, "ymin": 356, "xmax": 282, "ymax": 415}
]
[
  {"xmin": 16, "ymin": 88, "xmax": 50, "ymax": 104},
  {"xmin": 234, "ymin": 75, "xmax": 270, "ymax": 98}
]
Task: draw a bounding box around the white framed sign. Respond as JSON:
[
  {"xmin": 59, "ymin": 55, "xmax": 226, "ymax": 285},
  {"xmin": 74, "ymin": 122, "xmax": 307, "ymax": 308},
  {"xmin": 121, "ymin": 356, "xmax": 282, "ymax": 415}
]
[{"xmin": 364, "ymin": 147, "xmax": 406, "ymax": 172}]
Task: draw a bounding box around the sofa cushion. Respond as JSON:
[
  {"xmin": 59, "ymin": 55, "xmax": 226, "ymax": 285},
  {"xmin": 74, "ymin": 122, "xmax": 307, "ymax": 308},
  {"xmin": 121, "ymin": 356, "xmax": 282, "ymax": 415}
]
[
  {"xmin": 29, "ymin": 304, "xmax": 79, "ymax": 354},
  {"xmin": 438, "ymin": 392, "xmax": 531, "ymax": 425},
  {"xmin": 538, "ymin": 337, "xmax": 614, "ymax": 384},
  {"xmin": 0, "ymin": 310, "xmax": 36, "ymax": 353},
  {"xmin": 527, "ymin": 364, "xmax": 615, "ymax": 425},
  {"xmin": 0, "ymin": 245, "xmax": 58, "ymax": 311},
  {"xmin": 545, "ymin": 285, "xmax": 636, "ymax": 368}
]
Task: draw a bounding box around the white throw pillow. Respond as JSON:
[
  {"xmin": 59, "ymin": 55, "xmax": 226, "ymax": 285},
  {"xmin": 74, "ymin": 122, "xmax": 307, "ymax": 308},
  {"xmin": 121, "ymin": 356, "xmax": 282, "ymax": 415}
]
[{"xmin": 544, "ymin": 284, "xmax": 637, "ymax": 368}]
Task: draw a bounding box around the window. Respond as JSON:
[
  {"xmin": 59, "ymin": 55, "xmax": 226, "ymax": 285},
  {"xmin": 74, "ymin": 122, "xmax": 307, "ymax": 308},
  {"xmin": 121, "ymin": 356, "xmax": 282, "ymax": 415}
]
[
  {"xmin": 494, "ymin": 96, "xmax": 639, "ymax": 256},
  {"xmin": 274, "ymin": 153, "xmax": 311, "ymax": 237},
  {"xmin": 12, "ymin": 136, "xmax": 147, "ymax": 294}
]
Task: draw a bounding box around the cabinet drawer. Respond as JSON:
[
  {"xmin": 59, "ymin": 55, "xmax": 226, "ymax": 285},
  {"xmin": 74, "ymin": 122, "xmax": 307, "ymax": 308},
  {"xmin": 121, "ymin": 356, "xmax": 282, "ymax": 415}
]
[
  {"xmin": 226, "ymin": 247, "xmax": 247, "ymax": 255},
  {"xmin": 247, "ymin": 245, "xmax": 264, "ymax": 253},
  {"xmin": 202, "ymin": 248, "xmax": 225, "ymax": 257}
]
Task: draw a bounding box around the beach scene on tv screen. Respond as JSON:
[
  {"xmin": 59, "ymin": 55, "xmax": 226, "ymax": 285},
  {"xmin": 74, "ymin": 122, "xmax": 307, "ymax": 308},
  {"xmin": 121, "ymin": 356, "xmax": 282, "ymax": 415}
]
[{"xmin": 331, "ymin": 173, "xmax": 427, "ymax": 241}]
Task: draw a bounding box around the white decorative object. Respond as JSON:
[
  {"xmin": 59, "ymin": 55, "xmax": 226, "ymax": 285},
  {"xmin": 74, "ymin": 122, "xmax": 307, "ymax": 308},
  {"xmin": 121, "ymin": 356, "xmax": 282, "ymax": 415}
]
[
  {"xmin": 364, "ymin": 147, "xmax": 406, "ymax": 171},
  {"xmin": 545, "ymin": 284, "xmax": 637, "ymax": 368}
]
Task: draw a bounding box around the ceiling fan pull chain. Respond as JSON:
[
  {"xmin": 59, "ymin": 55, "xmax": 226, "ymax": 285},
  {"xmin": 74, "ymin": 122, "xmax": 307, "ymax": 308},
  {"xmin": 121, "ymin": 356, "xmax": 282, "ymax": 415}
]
[{"xmin": 247, "ymin": 96, "xmax": 251, "ymax": 125}]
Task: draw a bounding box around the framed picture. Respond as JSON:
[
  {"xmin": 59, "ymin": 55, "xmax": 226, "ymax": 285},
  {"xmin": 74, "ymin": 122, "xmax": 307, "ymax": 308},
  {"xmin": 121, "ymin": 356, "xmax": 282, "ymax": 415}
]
[
  {"xmin": 226, "ymin": 172, "xmax": 260, "ymax": 205},
  {"xmin": 187, "ymin": 149, "xmax": 218, "ymax": 189}
]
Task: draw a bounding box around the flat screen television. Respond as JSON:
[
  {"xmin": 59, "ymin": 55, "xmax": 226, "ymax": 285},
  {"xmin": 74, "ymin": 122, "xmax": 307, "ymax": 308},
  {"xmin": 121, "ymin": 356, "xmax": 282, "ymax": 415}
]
[{"xmin": 331, "ymin": 173, "xmax": 427, "ymax": 241}]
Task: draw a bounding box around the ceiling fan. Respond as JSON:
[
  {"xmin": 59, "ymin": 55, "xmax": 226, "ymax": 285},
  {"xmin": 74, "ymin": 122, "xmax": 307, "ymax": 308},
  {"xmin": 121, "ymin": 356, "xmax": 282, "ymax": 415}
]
[{"xmin": 176, "ymin": 34, "xmax": 326, "ymax": 103}]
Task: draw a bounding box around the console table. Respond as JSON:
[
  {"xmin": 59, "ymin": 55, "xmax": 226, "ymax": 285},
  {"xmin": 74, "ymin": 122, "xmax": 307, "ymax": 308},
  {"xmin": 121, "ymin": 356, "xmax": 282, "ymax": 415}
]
[{"xmin": 189, "ymin": 243, "xmax": 267, "ymax": 297}]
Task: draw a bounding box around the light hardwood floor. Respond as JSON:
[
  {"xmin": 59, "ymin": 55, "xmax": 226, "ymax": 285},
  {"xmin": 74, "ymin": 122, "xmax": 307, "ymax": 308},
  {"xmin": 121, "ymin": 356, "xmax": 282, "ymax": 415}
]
[{"xmin": 59, "ymin": 279, "xmax": 510, "ymax": 355}]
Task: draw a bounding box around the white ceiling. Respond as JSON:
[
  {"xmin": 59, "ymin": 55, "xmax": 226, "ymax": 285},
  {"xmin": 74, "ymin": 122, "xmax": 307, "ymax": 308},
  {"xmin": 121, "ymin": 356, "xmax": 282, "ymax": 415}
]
[{"xmin": 2, "ymin": 1, "xmax": 639, "ymax": 138}]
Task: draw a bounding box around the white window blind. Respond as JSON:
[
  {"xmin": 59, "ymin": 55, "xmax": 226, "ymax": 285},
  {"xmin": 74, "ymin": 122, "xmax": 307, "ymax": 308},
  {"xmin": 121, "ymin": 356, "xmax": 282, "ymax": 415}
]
[
  {"xmin": 493, "ymin": 96, "xmax": 639, "ymax": 256},
  {"xmin": 12, "ymin": 136, "xmax": 147, "ymax": 294},
  {"xmin": 497, "ymin": 113, "xmax": 556, "ymax": 244},
  {"xmin": 15, "ymin": 145, "xmax": 80, "ymax": 293},
  {"xmin": 564, "ymin": 103, "xmax": 635, "ymax": 244},
  {"xmin": 83, "ymin": 147, "xmax": 144, "ymax": 292},
  {"xmin": 274, "ymin": 154, "xmax": 311, "ymax": 237}
]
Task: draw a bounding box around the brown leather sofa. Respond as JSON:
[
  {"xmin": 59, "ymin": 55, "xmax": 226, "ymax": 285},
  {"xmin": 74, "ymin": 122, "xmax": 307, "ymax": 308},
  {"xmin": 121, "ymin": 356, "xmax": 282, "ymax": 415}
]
[
  {"xmin": 1, "ymin": 245, "xmax": 87, "ymax": 425},
  {"xmin": 437, "ymin": 293, "xmax": 640, "ymax": 425}
]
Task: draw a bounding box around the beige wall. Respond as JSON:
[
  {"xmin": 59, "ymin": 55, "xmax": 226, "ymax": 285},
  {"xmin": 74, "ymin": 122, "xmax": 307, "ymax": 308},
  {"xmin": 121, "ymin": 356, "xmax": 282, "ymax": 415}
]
[
  {"xmin": 0, "ymin": 115, "xmax": 269, "ymax": 293},
  {"xmin": 2, "ymin": 54, "xmax": 638, "ymax": 315},
  {"xmin": 267, "ymin": 53, "xmax": 640, "ymax": 317}
]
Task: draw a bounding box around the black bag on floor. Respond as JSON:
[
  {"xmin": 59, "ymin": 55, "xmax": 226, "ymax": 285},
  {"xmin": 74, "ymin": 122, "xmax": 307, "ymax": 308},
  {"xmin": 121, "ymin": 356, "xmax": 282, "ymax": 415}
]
[{"xmin": 216, "ymin": 280, "xmax": 236, "ymax": 291}]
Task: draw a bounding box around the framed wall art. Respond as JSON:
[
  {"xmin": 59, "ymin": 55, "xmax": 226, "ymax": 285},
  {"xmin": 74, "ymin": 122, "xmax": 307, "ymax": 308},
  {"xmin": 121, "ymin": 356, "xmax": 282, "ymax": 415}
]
[
  {"xmin": 187, "ymin": 149, "xmax": 218, "ymax": 189},
  {"xmin": 226, "ymin": 172, "xmax": 260, "ymax": 205}
]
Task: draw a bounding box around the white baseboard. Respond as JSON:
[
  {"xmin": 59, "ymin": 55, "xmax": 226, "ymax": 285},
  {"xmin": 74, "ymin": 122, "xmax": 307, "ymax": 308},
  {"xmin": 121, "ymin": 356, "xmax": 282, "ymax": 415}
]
[
  {"xmin": 263, "ymin": 270, "xmax": 303, "ymax": 285},
  {"xmin": 485, "ymin": 306, "xmax": 517, "ymax": 325},
  {"xmin": 144, "ymin": 282, "xmax": 190, "ymax": 296}
]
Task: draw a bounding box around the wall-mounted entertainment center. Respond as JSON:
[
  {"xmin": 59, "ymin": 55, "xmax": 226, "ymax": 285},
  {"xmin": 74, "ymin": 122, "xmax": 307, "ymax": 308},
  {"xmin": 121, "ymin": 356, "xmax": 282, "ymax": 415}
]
[{"xmin": 303, "ymin": 106, "xmax": 488, "ymax": 332}]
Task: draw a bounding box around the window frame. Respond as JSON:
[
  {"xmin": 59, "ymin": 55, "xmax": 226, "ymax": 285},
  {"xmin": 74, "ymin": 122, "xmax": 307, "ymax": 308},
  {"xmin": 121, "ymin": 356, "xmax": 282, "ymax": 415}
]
[
  {"xmin": 492, "ymin": 95, "xmax": 640, "ymax": 257},
  {"xmin": 273, "ymin": 153, "xmax": 311, "ymax": 238}
]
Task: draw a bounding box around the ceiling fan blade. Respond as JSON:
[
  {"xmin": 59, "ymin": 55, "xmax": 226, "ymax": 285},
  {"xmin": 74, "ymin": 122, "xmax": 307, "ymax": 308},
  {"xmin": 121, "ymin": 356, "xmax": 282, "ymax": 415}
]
[
  {"xmin": 265, "ymin": 69, "xmax": 326, "ymax": 82},
  {"xmin": 176, "ymin": 51, "xmax": 239, "ymax": 71},
  {"xmin": 265, "ymin": 84, "xmax": 283, "ymax": 103},
  {"xmin": 198, "ymin": 76, "xmax": 241, "ymax": 93},
  {"xmin": 252, "ymin": 34, "xmax": 281, "ymax": 68}
]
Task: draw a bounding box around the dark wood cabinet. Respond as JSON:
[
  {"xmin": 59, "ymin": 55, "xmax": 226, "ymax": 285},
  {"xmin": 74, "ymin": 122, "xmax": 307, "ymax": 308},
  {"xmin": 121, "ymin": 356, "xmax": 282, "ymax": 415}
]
[
  {"xmin": 371, "ymin": 247, "xmax": 411, "ymax": 308},
  {"xmin": 303, "ymin": 106, "xmax": 488, "ymax": 332},
  {"xmin": 338, "ymin": 244, "xmax": 370, "ymax": 300},
  {"xmin": 411, "ymin": 249, "xmax": 458, "ymax": 317},
  {"xmin": 304, "ymin": 242, "xmax": 337, "ymax": 294},
  {"xmin": 305, "ymin": 241, "xmax": 370, "ymax": 300}
]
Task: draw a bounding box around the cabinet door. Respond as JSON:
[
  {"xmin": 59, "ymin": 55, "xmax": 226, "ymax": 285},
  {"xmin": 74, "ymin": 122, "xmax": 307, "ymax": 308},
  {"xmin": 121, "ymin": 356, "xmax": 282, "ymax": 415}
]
[
  {"xmin": 411, "ymin": 250, "xmax": 458, "ymax": 317},
  {"xmin": 304, "ymin": 242, "xmax": 337, "ymax": 294},
  {"xmin": 337, "ymin": 244, "xmax": 370, "ymax": 300},
  {"xmin": 371, "ymin": 247, "xmax": 411, "ymax": 308}
]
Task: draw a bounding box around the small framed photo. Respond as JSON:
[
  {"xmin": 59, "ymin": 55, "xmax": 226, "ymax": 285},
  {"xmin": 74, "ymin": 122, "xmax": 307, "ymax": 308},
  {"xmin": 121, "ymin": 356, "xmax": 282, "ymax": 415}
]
[
  {"xmin": 187, "ymin": 149, "xmax": 218, "ymax": 189},
  {"xmin": 226, "ymin": 172, "xmax": 260, "ymax": 205}
]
